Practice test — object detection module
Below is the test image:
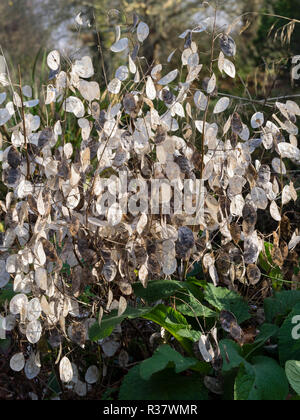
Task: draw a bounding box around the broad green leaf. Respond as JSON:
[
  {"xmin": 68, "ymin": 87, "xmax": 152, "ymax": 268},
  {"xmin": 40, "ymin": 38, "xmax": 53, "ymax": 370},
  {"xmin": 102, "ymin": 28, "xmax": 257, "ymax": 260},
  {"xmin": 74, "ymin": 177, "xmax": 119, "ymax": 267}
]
[
  {"xmin": 264, "ymin": 291, "xmax": 300, "ymax": 324},
  {"xmin": 278, "ymin": 303, "xmax": 300, "ymax": 365},
  {"xmin": 176, "ymin": 328, "xmax": 201, "ymax": 342},
  {"xmin": 139, "ymin": 344, "xmax": 197, "ymax": 380},
  {"xmin": 244, "ymin": 323, "xmax": 279, "ymax": 358},
  {"xmin": 0, "ymin": 337, "xmax": 11, "ymax": 355},
  {"xmin": 285, "ymin": 361, "xmax": 300, "ymax": 395},
  {"xmin": 133, "ymin": 279, "xmax": 186, "ymax": 302},
  {"xmin": 133, "ymin": 280, "xmax": 215, "ymax": 318},
  {"xmin": 89, "ymin": 306, "xmax": 154, "ymax": 341},
  {"xmin": 119, "ymin": 366, "xmax": 208, "ymax": 400},
  {"xmin": 143, "ymin": 304, "xmax": 194, "ymax": 354},
  {"xmin": 234, "ymin": 356, "xmax": 289, "ymax": 400},
  {"xmin": 174, "ymin": 289, "xmax": 216, "ymax": 318},
  {"xmin": 204, "ymin": 284, "xmax": 250, "ymax": 323},
  {"xmin": 220, "ymin": 339, "xmax": 245, "ymax": 372}
]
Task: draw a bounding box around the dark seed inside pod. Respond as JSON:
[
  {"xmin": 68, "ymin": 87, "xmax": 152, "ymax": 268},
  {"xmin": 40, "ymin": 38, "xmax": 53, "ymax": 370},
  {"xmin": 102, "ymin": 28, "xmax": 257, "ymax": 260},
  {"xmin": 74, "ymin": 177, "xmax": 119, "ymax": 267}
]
[
  {"xmin": 231, "ymin": 112, "xmax": 243, "ymax": 134},
  {"xmin": 162, "ymin": 89, "xmax": 174, "ymax": 105},
  {"xmin": 176, "ymin": 226, "xmax": 195, "ymax": 258},
  {"xmin": 123, "ymin": 93, "xmax": 136, "ymax": 113},
  {"xmin": 175, "ymin": 155, "xmax": 191, "ymax": 175},
  {"xmin": 242, "ymin": 203, "xmax": 257, "ymax": 227},
  {"xmin": 38, "ymin": 127, "xmax": 54, "ymax": 148},
  {"xmin": 7, "ymin": 146, "xmax": 21, "ymax": 169},
  {"xmin": 220, "ymin": 34, "xmax": 236, "ymax": 57},
  {"xmin": 3, "ymin": 167, "xmax": 21, "ymax": 186}
]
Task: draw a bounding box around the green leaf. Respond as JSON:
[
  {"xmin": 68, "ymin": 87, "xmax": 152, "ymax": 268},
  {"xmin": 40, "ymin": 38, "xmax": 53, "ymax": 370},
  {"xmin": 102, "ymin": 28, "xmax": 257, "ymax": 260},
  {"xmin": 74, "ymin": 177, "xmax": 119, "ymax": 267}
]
[
  {"xmin": 254, "ymin": 323, "xmax": 279, "ymax": 345},
  {"xmin": 259, "ymin": 242, "xmax": 284, "ymax": 289},
  {"xmin": 0, "ymin": 337, "xmax": 11, "ymax": 355},
  {"xmin": 133, "ymin": 279, "xmax": 186, "ymax": 302},
  {"xmin": 0, "ymin": 284, "xmax": 15, "ymax": 306},
  {"xmin": 142, "ymin": 304, "xmax": 194, "ymax": 354},
  {"xmin": 220, "ymin": 339, "xmax": 245, "ymax": 373},
  {"xmin": 234, "ymin": 356, "xmax": 289, "ymax": 400},
  {"xmin": 174, "ymin": 289, "xmax": 216, "ymax": 318},
  {"xmin": 285, "ymin": 361, "xmax": 300, "ymax": 395},
  {"xmin": 119, "ymin": 366, "xmax": 208, "ymax": 400},
  {"xmin": 133, "ymin": 279, "xmax": 215, "ymax": 318},
  {"xmin": 278, "ymin": 303, "xmax": 300, "ymax": 365},
  {"xmin": 204, "ymin": 284, "xmax": 250, "ymax": 324},
  {"xmin": 47, "ymin": 371, "xmax": 61, "ymax": 395},
  {"xmin": 264, "ymin": 291, "xmax": 300, "ymax": 324},
  {"xmin": 176, "ymin": 328, "xmax": 201, "ymax": 342},
  {"xmin": 89, "ymin": 305, "xmax": 154, "ymax": 341},
  {"xmin": 139, "ymin": 344, "xmax": 198, "ymax": 380},
  {"xmin": 243, "ymin": 323, "xmax": 279, "ymax": 358}
]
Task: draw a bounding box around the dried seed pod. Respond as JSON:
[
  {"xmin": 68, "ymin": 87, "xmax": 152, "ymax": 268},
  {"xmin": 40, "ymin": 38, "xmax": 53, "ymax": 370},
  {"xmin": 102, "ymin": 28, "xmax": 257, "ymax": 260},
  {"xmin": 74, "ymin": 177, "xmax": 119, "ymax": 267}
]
[
  {"xmin": 220, "ymin": 34, "xmax": 236, "ymax": 57},
  {"xmin": 175, "ymin": 155, "xmax": 191, "ymax": 175},
  {"xmin": 7, "ymin": 146, "xmax": 21, "ymax": 169},
  {"xmin": 271, "ymin": 246, "xmax": 284, "ymax": 267},
  {"xmin": 176, "ymin": 226, "xmax": 195, "ymax": 258},
  {"xmin": 38, "ymin": 127, "xmax": 54, "ymax": 148},
  {"xmin": 231, "ymin": 112, "xmax": 243, "ymax": 134},
  {"xmin": 230, "ymin": 222, "xmax": 241, "ymax": 244},
  {"xmin": 242, "ymin": 203, "xmax": 257, "ymax": 235},
  {"xmin": 123, "ymin": 93, "xmax": 136, "ymax": 113},
  {"xmin": 154, "ymin": 125, "xmax": 167, "ymax": 144},
  {"xmin": 246, "ymin": 264, "xmax": 261, "ymax": 285},
  {"xmin": 220, "ymin": 310, "xmax": 244, "ymax": 344}
]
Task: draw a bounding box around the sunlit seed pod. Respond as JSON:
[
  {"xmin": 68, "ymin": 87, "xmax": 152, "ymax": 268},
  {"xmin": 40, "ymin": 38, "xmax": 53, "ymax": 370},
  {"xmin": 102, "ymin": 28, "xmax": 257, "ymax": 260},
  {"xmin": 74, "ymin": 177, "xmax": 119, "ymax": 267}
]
[
  {"xmin": 198, "ymin": 335, "xmax": 215, "ymax": 363},
  {"xmin": 47, "ymin": 50, "xmax": 60, "ymax": 71},
  {"xmin": 59, "ymin": 356, "xmax": 74, "ymax": 383},
  {"xmin": 213, "ymin": 97, "xmax": 230, "ymax": 114},
  {"xmin": 110, "ymin": 38, "xmax": 128, "ymax": 53},
  {"xmin": 72, "ymin": 56, "xmax": 94, "ymax": 79},
  {"xmin": 251, "ymin": 187, "xmax": 268, "ymax": 210},
  {"xmin": 9, "ymin": 293, "xmax": 28, "ymax": 315},
  {"xmin": 115, "ymin": 65, "xmax": 129, "ymax": 82},
  {"xmin": 10, "ymin": 352, "xmax": 25, "ymax": 372},
  {"xmin": 108, "ymin": 78, "xmax": 121, "ymax": 95},
  {"xmin": 2, "ymin": 314, "xmax": 16, "ymax": 331},
  {"xmin": 26, "ymin": 320, "xmax": 42, "ymax": 344},
  {"xmin": 137, "ymin": 22, "xmax": 149, "ymax": 43},
  {"xmin": 27, "ymin": 298, "xmax": 42, "ymax": 322},
  {"xmin": 157, "ymin": 69, "xmax": 178, "ymax": 86},
  {"xmin": 223, "ymin": 59, "xmax": 236, "ymax": 78},
  {"xmin": 102, "ymin": 260, "xmax": 117, "ymax": 282}
]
